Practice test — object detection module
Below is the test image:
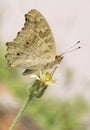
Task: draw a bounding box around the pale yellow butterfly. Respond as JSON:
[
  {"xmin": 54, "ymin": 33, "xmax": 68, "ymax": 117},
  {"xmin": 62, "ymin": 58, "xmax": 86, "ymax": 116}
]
[{"xmin": 5, "ymin": 9, "xmax": 80, "ymax": 75}]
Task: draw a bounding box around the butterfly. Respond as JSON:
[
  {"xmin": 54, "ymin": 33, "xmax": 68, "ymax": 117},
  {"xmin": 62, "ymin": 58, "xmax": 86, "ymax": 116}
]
[
  {"xmin": 5, "ymin": 9, "xmax": 63, "ymax": 75},
  {"xmin": 5, "ymin": 9, "xmax": 80, "ymax": 75}
]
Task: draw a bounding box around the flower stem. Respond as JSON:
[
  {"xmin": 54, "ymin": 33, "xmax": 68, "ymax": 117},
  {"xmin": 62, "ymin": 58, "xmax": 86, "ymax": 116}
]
[{"xmin": 9, "ymin": 94, "xmax": 33, "ymax": 130}]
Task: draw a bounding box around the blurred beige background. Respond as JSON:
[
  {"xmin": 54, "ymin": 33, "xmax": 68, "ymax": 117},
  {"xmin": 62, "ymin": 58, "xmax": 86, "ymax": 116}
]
[{"xmin": 0, "ymin": 0, "xmax": 90, "ymax": 101}]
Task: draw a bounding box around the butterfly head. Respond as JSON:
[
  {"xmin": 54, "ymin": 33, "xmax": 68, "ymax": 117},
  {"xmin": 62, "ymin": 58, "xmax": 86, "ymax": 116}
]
[{"xmin": 55, "ymin": 55, "xmax": 64, "ymax": 64}]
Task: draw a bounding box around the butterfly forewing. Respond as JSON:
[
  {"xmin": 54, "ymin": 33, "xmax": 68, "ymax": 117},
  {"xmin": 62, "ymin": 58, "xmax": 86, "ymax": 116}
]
[
  {"xmin": 24, "ymin": 9, "xmax": 56, "ymax": 55},
  {"xmin": 6, "ymin": 9, "xmax": 56, "ymax": 69}
]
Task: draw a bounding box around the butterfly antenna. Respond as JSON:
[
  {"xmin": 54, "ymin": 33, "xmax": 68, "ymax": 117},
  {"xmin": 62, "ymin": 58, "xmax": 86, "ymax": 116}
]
[{"xmin": 60, "ymin": 41, "xmax": 81, "ymax": 56}]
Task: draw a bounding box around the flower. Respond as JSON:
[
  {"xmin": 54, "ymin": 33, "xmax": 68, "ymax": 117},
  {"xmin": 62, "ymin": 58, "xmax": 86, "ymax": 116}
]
[{"xmin": 31, "ymin": 71, "xmax": 54, "ymax": 86}]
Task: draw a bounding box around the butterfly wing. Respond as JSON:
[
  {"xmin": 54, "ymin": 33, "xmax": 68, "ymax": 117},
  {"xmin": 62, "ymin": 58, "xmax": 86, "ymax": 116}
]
[
  {"xmin": 24, "ymin": 9, "xmax": 56, "ymax": 56},
  {"xmin": 6, "ymin": 9, "xmax": 56, "ymax": 69}
]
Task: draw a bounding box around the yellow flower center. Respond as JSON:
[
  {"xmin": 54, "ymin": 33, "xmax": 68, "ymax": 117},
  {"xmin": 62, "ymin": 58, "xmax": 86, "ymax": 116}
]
[{"xmin": 39, "ymin": 71, "xmax": 54, "ymax": 85}]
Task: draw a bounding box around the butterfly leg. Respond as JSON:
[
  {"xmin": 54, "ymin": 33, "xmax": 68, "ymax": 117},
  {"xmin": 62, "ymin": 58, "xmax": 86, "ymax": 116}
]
[{"xmin": 22, "ymin": 69, "xmax": 37, "ymax": 75}]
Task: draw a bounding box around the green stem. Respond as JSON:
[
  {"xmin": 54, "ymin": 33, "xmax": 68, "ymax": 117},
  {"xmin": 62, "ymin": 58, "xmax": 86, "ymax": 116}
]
[{"xmin": 9, "ymin": 94, "xmax": 33, "ymax": 130}]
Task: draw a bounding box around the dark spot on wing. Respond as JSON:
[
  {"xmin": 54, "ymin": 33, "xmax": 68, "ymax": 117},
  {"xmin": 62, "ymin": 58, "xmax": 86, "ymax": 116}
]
[
  {"xmin": 6, "ymin": 42, "xmax": 9, "ymax": 46},
  {"xmin": 9, "ymin": 63, "xmax": 11, "ymax": 66},
  {"xmin": 17, "ymin": 31, "xmax": 20, "ymax": 35},
  {"xmin": 26, "ymin": 42, "xmax": 29, "ymax": 45},
  {"xmin": 5, "ymin": 54, "xmax": 7, "ymax": 58},
  {"xmin": 25, "ymin": 17, "xmax": 27, "ymax": 21},
  {"xmin": 24, "ymin": 22, "xmax": 26, "ymax": 26},
  {"xmin": 17, "ymin": 53, "xmax": 20, "ymax": 56}
]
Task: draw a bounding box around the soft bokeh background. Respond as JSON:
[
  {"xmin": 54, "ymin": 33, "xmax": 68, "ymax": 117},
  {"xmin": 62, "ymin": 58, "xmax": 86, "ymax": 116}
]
[{"xmin": 0, "ymin": 0, "xmax": 90, "ymax": 130}]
